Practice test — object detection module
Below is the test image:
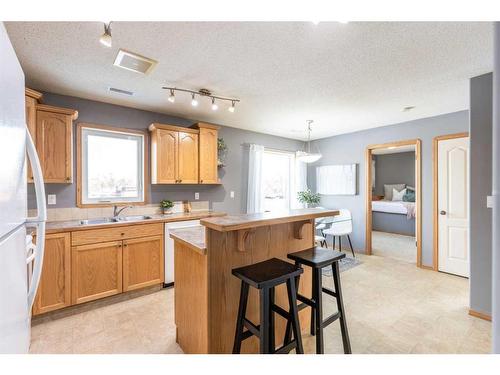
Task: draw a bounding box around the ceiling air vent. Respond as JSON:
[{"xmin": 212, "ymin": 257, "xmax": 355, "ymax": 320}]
[
  {"xmin": 113, "ymin": 49, "xmax": 157, "ymax": 75},
  {"xmin": 108, "ymin": 87, "xmax": 134, "ymax": 96}
]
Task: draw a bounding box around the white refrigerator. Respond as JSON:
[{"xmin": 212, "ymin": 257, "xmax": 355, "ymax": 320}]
[{"xmin": 0, "ymin": 23, "xmax": 47, "ymax": 354}]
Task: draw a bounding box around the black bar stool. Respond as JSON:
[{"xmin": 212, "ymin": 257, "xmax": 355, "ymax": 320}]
[
  {"xmin": 232, "ymin": 258, "xmax": 304, "ymax": 354},
  {"xmin": 286, "ymin": 247, "xmax": 351, "ymax": 354}
]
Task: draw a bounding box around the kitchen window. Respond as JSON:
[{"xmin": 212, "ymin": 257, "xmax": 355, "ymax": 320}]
[{"xmin": 78, "ymin": 124, "xmax": 146, "ymax": 206}]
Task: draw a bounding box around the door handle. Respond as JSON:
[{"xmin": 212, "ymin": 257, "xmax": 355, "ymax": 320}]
[{"xmin": 440, "ymin": 210, "xmax": 447, "ymax": 215}]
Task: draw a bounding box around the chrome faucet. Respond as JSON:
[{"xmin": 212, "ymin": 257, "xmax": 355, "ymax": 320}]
[{"xmin": 113, "ymin": 205, "xmax": 132, "ymax": 219}]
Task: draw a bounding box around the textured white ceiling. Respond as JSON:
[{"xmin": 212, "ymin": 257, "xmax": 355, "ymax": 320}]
[{"xmin": 5, "ymin": 22, "xmax": 493, "ymax": 140}]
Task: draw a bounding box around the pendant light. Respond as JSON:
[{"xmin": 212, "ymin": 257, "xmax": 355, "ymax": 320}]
[{"xmin": 296, "ymin": 120, "xmax": 322, "ymax": 163}]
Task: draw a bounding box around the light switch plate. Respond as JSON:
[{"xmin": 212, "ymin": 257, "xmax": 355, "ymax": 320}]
[
  {"xmin": 230, "ymin": 191, "xmax": 235, "ymax": 198},
  {"xmin": 195, "ymin": 192, "xmax": 200, "ymax": 200},
  {"xmin": 487, "ymin": 195, "xmax": 494, "ymax": 209},
  {"xmin": 48, "ymin": 194, "xmax": 56, "ymax": 205}
]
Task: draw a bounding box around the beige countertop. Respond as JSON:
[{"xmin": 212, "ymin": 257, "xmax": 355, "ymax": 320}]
[
  {"xmin": 169, "ymin": 226, "xmax": 206, "ymax": 255},
  {"xmin": 42, "ymin": 211, "xmax": 225, "ymax": 234},
  {"xmin": 200, "ymin": 208, "xmax": 339, "ymax": 232}
]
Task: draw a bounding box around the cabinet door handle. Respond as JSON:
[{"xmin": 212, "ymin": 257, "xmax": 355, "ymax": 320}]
[
  {"xmin": 66, "ymin": 177, "xmax": 71, "ymax": 181},
  {"xmin": 440, "ymin": 210, "xmax": 447, "ymax": 215},
  {"xmin": 123, "ymin": 244, "xmax": 128, "ymax": 247},
  {"xmin": 117, "ymin": 244, "xmax": 122, "ymax": 248},
  {"xmin": 200, "ymin": 179, "xmax": 203, "ymax": 183},
  {"xmin": 178, "ymin": 179, "xmax": 182, "ymax": 183}
]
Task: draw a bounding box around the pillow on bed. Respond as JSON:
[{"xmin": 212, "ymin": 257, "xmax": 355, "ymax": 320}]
[
  {"xmin": 403, "ymin": 187, "xmax": 416, "ymax": 202},
  {"xmin": 392, "ymin": 188, "xmax": 406, "ymax": 201},
  {"xmin": 384, "ymin": 184, "xmax": 406, "ymax": 200}
]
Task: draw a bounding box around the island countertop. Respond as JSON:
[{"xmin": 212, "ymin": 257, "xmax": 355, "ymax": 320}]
[
  {"xmin": 169, "ymin": 225, "xmax": 206, "ymax": 255},
  {"xmin": 199, "ymin": 208, "xmax": 339, "ymax": 232}
]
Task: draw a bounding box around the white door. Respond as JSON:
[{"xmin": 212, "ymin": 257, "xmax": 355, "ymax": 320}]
[{"xmin": 438, "ymin": 136, "xmax": 469, "ymax": 277}]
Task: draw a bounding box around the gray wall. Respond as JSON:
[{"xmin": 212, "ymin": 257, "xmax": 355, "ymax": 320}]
[
  {"xmin": 28, "ymin": 92, "xmax": 304, "ymax": 214},
  {"xmin": 493, "ymin": 22, "xmax": 500, "ymax": 353},
  {"xmin": 307, "ymin": 110, "xmax": 469, "ymax": 267},
  {"xmin": 470, "ymin": 73, "xmax": 493, "ymax": 316},
  {"xmin": 373, "ymin": 152, "xmax": 415, "ymax": 196}
]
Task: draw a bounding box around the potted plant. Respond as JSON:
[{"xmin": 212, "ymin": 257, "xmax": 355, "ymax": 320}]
[
  {"xmin": 160, "ymin": 199, "xmax": 174, "ymax": 215},
  {"xmin": 217, "ymin": 137, "xmax": 228, "ymax": 168},
  {"xmin": 297, "ymin": 189, "xmax": 321, "ymax": 208}
]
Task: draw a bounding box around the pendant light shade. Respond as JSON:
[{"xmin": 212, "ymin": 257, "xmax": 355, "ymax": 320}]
[{"xmin": 296, "ymin": 120, "xmax": 322, "ymax": 163}]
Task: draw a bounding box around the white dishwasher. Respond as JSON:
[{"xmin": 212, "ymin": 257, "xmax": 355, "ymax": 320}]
[{"xmin": 164, "ymin": 220, "xmax": 201, "ymax": 285}]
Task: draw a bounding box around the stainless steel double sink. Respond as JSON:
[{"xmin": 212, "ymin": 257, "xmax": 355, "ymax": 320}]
[{"xmin": 78, "ymin": 215, "xmax": 153, "ymax": 226}]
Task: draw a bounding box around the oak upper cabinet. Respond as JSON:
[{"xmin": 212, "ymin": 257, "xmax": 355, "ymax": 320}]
[
  {"xmin": 25, "ymin": 88, "xmax": 43, "ymax": 182},
  {"xmin": 33, "ymin": 232, "xmax": 71, "ymax": 315},
  {"xmin": 122, "ymin": 235, "xmax": 164, "ymax": 292},
  {"xmin": 36, "ymin": 104, "xmax": 78, "ymax": 183},
  {"xmin": 151, "ymin": 128, "xmax": 178, "ymax": 183},
  {"xmin": 149, "ymin": 123, "xmax": 199, "ymax": 184},
  {"xmin": 178, "ymin": 132, "xmax": 199, "ymax": 183},
  {"xmin": 71, "ymin": 240, "xmax": 123, "ymax": 305},
  {"xmin": 196, "ymin": 123, "xmax": 220, "ymax": 184}
]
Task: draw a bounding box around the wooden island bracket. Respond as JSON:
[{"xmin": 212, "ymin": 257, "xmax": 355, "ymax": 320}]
[
  {"xmin": 293, "ymin": 219, "xmax": 313, "ymax": 240},
  {"xmin": 237, "ymin": 229, "xmax": 255, "ymax": 252}
]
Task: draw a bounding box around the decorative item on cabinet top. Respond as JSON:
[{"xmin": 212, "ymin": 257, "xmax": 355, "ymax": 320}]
[{"xmin": 149, "ymin": 122, "xmax": 222, "ymax": 185}]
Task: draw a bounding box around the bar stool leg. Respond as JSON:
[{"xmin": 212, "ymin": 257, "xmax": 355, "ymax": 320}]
[
  {"xmin": 233, "ymin": 281, "xmax": 249, "ymax": 354},
  {"xmin": 286, "ymin": 278, "xmax": 304, "ymax": 354},
  {"xmin": 347, "ymin": 235, "xmax": 355, "ymax": 258},
  {"xmin": 313, "ymin": 268, "xmax": 324, "ymax": 354},
  {"xmin": 310, "ymin": 269, "xmax": 316, "ymax": 336},
  {"xmin": 332, "ymin": 262, "xmax": 352, "ymax": 354},
  {"xmin": 332, "ymin": 236, "xmax": 335, "ymax": 250},
  {"xmin": 259, "ymin": 287, "xmax": 271, "ymax": 354},
  {"xmin": 283, "ymin": 275, "xmax": 300, "ymax": 345},
  {"xmin": 338, "ymin": 236, "xmax": 342, "ymax": 252},
  {"xmin": 269, "ymin": 286, "xmax": 275, "ymax": 353}
]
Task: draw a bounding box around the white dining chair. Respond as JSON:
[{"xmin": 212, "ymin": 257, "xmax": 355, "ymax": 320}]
[
  {"xmin": 322, "ymin": 209, "xmax": 355, "ymax": 257},
  {"xmin": 315, "ymin": 218, "xmax": 327, "ymax": 248}
]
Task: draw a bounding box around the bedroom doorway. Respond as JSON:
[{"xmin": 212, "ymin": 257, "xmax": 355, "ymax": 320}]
[{"xmin": 365, "ymin": 139, "xmax": 422, "ymax": 267}]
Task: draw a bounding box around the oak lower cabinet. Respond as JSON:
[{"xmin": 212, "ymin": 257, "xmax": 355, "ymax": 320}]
[
  {"xmin": 33, "ymin": 233, "xmax": 71, "ymax": 315},
  {"xmin": 123, "ymin": 235, "xmax": 164, "ymax": 292},
  {"xmin": 71, "ymin": 241, "xmax": 123, "ymax": 305}
]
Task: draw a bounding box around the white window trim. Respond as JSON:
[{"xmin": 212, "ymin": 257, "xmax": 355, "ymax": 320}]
[{"xmin": 79, "ymin": 125, "xmax": 146, "ymax": 206}]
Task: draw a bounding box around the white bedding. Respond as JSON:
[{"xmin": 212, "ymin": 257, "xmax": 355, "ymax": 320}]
[{"xmin": 372, "ymin": 200, "xmax": 415, "ymax": 218}]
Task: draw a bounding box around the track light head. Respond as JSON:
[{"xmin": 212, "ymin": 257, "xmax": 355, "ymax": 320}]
[
  {"xmin": 228, "ymin": 101, "xmax": 236, "ymax": 113},
  {"xmin": 167, "ymin": 89, "xmax": 175, "ymax": 103},
  {"xmin": 211, "ymin": 98, "xmax": 218, "ymax": 111},
  {"xmin": 99, "ymin": 22, "xmax": 112, "ymax": 47},
  {"xmin": 191, "ymin": 93, "xmax": 198, "ymax": 107}
]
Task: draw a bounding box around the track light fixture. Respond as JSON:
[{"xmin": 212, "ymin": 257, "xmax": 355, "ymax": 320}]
[
  {"xmin": 167, "ymin": 89, "xmax": 175, "ymax": 103},
  {"xmin": 211, "ymin": 98, "xmax": 218, "ymax": 111},
  {"xmin": 191, "ymin": 93, "xmax": 198, "ymax": 107},
  {"xmin": 99, "ymin": 22, "xmax": 112, "ymax": 47},
  {"xmin": 162, "ymin": 86, "xmax": 239, "ymax": 112}
]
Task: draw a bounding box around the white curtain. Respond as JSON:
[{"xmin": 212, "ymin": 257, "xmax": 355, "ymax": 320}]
[
  {"xmin": 246, "ymin": 144, "xmax": 265, "ymax": 213},
  {"xmin": 291, "ymin": 158, "xmax": 307, "ymax": 208}
]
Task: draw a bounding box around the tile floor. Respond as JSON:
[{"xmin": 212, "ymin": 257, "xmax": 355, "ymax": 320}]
[
  {"xmin": 372, "ymin": 230, "xmax": 416, "ymax": 264},
  {"xmin": 30, "ymin": 253, "xmax": 491, "ymax": 354}
]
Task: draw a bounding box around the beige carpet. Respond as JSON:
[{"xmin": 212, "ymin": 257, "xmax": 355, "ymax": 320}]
[{"xmin": 372, "ymin": 230, "xmax": 416, "ymax": 264}]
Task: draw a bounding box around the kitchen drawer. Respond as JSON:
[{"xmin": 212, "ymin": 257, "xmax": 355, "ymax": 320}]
[{"xmin": 72, "ymin": 223, "xmax": 163, "ymax": 246}]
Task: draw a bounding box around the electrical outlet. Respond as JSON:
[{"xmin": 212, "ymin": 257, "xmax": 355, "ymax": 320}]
[
  {"xmin": 487, "ymin": 195, "xmax": 494, "ymax": 209},
  {"xmin": 195, "ymin": 192, "xmax": 200, "ymax": 200},
  {"xmin": 230, "ymin": 191, "xmax": 235, "ymax": 198},
  {"xmin": 48, "ymin": 194, "xmax": 56, "ymax": 205}
]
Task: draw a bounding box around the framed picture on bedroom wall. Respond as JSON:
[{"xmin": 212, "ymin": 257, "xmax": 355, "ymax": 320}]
[{"xmin": 316, "ymin": 164, "xmax": 358, "ymax": 195}]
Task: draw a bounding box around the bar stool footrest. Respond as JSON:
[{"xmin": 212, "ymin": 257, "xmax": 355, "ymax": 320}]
[
  {"xmin": 322, "ymin": 312, "xmax": 340, "ymax": 328},
  {"xmin": 322, "ymin": 287, "xmax": 337, "ymax": 298},
  {"xmin": 275, "ymin": 341, "xmax": 298, "ymax": 354},
  {"xmin": 243, "ymin": 319, "xmax": 260, "ymax": 338}
]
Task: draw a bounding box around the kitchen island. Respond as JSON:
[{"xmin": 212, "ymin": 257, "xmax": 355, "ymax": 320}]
[{"xmin": 170, "ymin": 208, "xmax": 339, "ymax": 354}]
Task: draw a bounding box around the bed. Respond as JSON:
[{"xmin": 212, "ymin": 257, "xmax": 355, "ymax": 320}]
[{"xmin": 372, "ymin": 200, "xmax": 415, "ymax": 236}]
